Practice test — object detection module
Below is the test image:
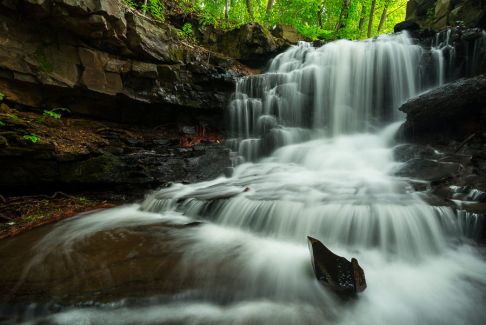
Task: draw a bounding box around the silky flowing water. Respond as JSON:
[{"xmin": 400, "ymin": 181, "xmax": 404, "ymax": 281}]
[{"xmin": 1, "ymin": 32, "xmax": 486, "ymax": 325}]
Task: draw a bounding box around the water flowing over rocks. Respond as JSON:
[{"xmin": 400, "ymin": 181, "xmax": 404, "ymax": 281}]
[{"xmin": 396, "ymin": 74, "xmax": 486, "ymax": 243}]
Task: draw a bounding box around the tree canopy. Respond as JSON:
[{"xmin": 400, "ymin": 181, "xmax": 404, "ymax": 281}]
[
  {"xmin": 179, "ymin": 0, "xmax": 406, "ymax": 40},
  {"xmin": 128, "ymin": 0, "xmax": 408, "ymax": 40}
]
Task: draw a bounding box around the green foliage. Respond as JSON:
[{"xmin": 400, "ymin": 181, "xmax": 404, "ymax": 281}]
[
  {"xmin": 123, "ymin": 0, "xmax": 138, "ymax": 9},
  {"xmin": 22, "ymin": 133, "xmax": 40, "ymax": 143},
  {"xmin": 178, "ymin": 23, "xmax": 196, "ymax": 41},
  {"xmin": 0, "ymin": 120, "xmax": 5, "ymax": 126},
  {"xmin": 176, "ymin": 0, "xmax": 406, "ymax": 40},
  {"xmin": 123, "ymin": 0, "xmax": 165, "ymax": 22},
  {"xmin": 142, "ymin": 0, "xmax": 165, "ymax": 21},
  {"xmin": 37, "ymin": 107, "xmax": 70, "ymax": 123},
  {"xmin": 0, "ymin": 92, "xmax": 4, "ymax": 102},
  {"xmin": 34, "ymin": 46, "xmax": 53, "ymax": 73},
  {"xmin": 43, "ymin": 108, "xmax": 70, "ymax": 120},
  {"xmin": 455, "ymin": 20, "xmax": 465, "ymax": 28},
  {"xmin": 5, "ymin": 113, "xmax": 19, "ymax": 120},
  {"xmin": 43, "ymin": 110, "xmax": 62, "ymax": 119}
]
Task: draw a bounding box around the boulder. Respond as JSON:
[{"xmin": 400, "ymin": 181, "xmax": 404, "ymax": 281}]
[
  {"xmin": 394, "ymin": 20, "xmax": 421, "ymax": 33},
  {"xmin": 399, "ymin": 75, "xmax": 486, "ymax": 144},
  {"xmin": 307, "ymin": 236, "xmax": 366, "ymax": 295},
  {"xmin": 271, "ymin": 25, "xmax": 303, "ymax": 44}
]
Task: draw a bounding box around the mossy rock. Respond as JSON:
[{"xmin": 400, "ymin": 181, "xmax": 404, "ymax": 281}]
[{"xmin": 61, "ymin": 152, "xmax": 124, "ymax": 183}]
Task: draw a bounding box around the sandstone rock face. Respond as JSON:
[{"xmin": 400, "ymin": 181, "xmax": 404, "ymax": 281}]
[
  {"xmin": 404, "ymin": 0, "xmax": 486, "ymax": 31},
  {"xmin": 0, "ymin": 0, "xmax": 242, "ymax": 127}
]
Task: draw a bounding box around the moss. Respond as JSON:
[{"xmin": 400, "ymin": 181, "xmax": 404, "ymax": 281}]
[
  {"xmin": 62, "ymin": 153, "xmax": 122, "ymax": 183},
  {"xmin": 168, "ymin": 47, "xmax": 185, "ymax": 62},
  {"xmin": 34, "ymin": 46, "xmax": 53, "ymax": 73},
  {"xmin": 22, "ymin": 213, "xmax": 46, "ymax": 223}
]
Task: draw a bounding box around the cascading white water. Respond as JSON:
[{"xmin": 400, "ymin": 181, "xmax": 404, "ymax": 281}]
[
  {"xmin": 6, "ymin": 32, "xmax": 486, "ymax": 325},
  {"xmin": 228, "ymin": 33, "xmax": 427, "ymax": 161}
]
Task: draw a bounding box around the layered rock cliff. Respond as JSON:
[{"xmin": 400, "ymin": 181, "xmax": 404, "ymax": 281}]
[{"xmin": 0, "ymin": 0, "xmax": 245, "ymax": 127}]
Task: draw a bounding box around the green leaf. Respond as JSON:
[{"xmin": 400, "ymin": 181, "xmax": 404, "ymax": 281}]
[
  {"xmin": 43, "ymin": 108, "xmax": 69, "ymax": 119},
  {"xmin": 43, "ymin": 110, "xmax": 62, "ymax": 119},
  {"xmin": 6, "ymin": 113, "xmax": 19, "ymax": 120},
  {"xmin": 22, "ymin": 133, "xmax": 40, "ymax": 143}
]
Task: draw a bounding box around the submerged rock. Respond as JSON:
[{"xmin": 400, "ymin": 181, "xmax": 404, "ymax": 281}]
[{"xmin": 307, "ymin": 236, "xmax": 366, "ymax": 295}]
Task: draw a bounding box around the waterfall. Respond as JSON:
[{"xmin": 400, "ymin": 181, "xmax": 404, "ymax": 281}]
[
  {"xmin": 228, "ymin": 32, "xmax": 438, "ymax": 161},
  {"xmin": 4, "ymin": 32, "xmax": 486, "ymax": 325},
  {"xmin": 432, "ymin": 28, "xmax": 486, "ymax": 81}
]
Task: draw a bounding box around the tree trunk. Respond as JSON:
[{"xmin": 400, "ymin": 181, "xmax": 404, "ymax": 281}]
[
  {"xmin": 225, "ymin": 0, "xmax": 230, "ymax": 25},
  {"xmin": 335, "ymin": 0, "xmax": 351, "ymax": 32},
  {"xmin": 142, "ymin": 0, "xmax": 148, "ymax": 15},
  {"xmin": 317, "ymin": 6, "xmax": 323, "ymax": 28},
  {"xmin": 367, "ymin": 0, "xmax": 376, "ymax": 38},
  {"xmin": 358, "ymin": 4, "xmax": 366, "ymax": 31},
  {"xmin": 317, "ymin": 1, "xmax": 325, "ymax": 28},
  {"xmin": 377, "ymin": 5, "xmax": 388, "ymax": 33},
  {"xmin": 246, "ymin": 0, "xmax": 254, "ymax": 20},
  {"xmin": 266, "ymin": 0, "xmax": 275, "ymax": 14}
]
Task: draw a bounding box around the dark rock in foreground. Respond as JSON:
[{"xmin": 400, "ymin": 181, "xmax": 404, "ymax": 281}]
[
  {"xmin": 399, "ymin": 75, "xmax": 486, "ymax": 144},
  {"xmin": 307, "ymin": 236, "xmax": 366, "ymax": 295}
]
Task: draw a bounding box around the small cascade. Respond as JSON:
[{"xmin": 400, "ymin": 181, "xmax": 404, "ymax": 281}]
[{"xmin": 432, "ymin": 28, "xmax": 486, "ymax": 81}]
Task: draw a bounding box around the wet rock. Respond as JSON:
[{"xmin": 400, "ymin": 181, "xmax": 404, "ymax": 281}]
[
  {"xmin": 394, "ymin": 20, "xmax": 421, "ymax": 33},
  {"xmin": 399, "ymin": 75, "xmax": 486, "ymax": 144},
  {"xmin": 395, "ymin": 158, "xmax": 463, "ymax": 183},
  {"xmin": 393, "ymin": 143, "xmax": 442, "ymax": 162},
  {"xmin": 307, "ymin": 236, "xmax": 366, "ymax": 295}
]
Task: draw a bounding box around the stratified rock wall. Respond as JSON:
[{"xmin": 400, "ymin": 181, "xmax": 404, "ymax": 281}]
[{"xmin": 0, "ymin": 0, "xmax": 240, "ymax": 127}]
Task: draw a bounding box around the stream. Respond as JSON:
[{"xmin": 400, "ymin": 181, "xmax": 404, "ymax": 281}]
[{"xmin": 1, "ymin": 32, "xmax": 486, "ymax": 325}]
